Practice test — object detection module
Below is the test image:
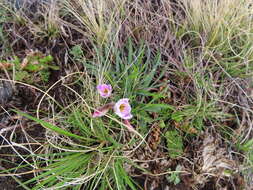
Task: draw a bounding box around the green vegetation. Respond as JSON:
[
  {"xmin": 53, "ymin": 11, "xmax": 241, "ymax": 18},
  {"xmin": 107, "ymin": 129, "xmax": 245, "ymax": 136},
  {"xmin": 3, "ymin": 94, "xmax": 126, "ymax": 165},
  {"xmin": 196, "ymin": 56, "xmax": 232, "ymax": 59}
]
[
  {"xmin": 1, "ymin": 51, "xmax": 58, "ymax": 84},
  {"xmin": 0, "ymin": 0, "xmax": 252, "ymax": 189},
  {"xmin": 165, "ymin": 130, "xmax": 183, "ymax": 159},
  {"xmin": 166, "ymin": 165, "xmax": 182, "ymax": 185}
]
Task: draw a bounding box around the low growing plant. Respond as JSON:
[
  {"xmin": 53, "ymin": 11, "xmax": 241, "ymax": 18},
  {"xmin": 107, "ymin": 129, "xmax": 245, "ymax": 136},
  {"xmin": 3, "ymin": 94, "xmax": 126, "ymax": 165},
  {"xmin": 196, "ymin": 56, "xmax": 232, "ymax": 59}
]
[
  {"xmin": 0, "ymin": 50, "xmax": 59, "ymax": 84},
  {"xmin": 13, "ymin": 43, "xmax": 173, "ymax": 189}
]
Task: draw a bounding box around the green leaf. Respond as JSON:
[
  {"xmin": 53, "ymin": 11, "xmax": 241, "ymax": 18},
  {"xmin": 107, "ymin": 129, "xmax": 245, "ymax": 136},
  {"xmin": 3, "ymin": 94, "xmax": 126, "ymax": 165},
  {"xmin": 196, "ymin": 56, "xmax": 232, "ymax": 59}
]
[
  {"xmin": 47, "ymin": 65, "xmax": 59, "ymax": 70},
  {"xmin": 240, "ymin": 138, "xmax": 253, "ymax": 152},
  {"xmin": 14, "ymin": 110, "xmax": 85, "ymax": 140},
  {"xmin": 70, "ymin": 45, "xmax": 84, "ymax": 60},
  {"xmin": 15, "ymin": 71, "xmax": 29, "ymax": 81},
  {"xmin": 24, "ymin": 64, "xmax": 41, "ymax": 72},
  {"xmin": 171, "ymin": 111, "xmax": 184, "ymax": 122},
  {"xmin": 39, "ymin": 70, "xmax": 50, "ymax": 82},
  {"xmin": 243, "ymin": 139, "xmax": 253, "ymax": 150},
  {"xmin": 165, "ymin": 130, "xmax": 183, "ymax": 158},
  {"xmin": 142, "ymin": 104, "xmax": 174, "ymax": 112},
  {"xmin": 11, "ymin": 56, "xmax": 21, "ymax": 70},
  {"xmin": 174, "ymin": 176, "xmax": 180, "ymax": 185},
  {"xmin": 136, "ymin": 89, "xmax": 166, "ymax": 99},
  {"xmin": 39, "ymin": 55, "xmax": 53, "ymax": 64},
  {"xmin": 114, "ymin": 159, "xmax": 137, "ymax": 190}
]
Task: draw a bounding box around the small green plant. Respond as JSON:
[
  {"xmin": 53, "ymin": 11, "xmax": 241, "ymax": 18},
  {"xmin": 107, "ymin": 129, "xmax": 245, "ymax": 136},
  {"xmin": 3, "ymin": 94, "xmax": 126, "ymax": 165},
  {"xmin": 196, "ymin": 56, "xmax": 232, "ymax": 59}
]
[
  {"xmin": 70, "ymin": 45, "xmax": 84, "ymax": 61},
  {"xmin": 166, "ymin": 165, "xmax": 182, "ymax": 185},
  {"xmin": 171, "ymin": 99, "xmax": 229, "ymax": 132},
  {"xmin": 15, "ymin": 109, "xmax": 138, "ymax": 190},
  {"xmin": 1, "ymin": 50, "xmax": 59, "ymax": 84},
  {"xmin": 165, "ymin": 130, "xmax": 183, "ymax": 158},
  {"xmin": 10, "ymin": 42, "xmax": 174, "ymax": 189},
  {"xmin": 238, "ymin": 138, "xmax": 253, "ymax": 164}
]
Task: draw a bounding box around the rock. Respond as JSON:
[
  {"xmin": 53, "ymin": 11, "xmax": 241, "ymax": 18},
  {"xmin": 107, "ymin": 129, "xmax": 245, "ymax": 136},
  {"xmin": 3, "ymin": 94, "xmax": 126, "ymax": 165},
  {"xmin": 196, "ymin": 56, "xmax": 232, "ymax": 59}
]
[{"xmin": 0, "ymin": 81, "xmax": 14, "ymax": 106}]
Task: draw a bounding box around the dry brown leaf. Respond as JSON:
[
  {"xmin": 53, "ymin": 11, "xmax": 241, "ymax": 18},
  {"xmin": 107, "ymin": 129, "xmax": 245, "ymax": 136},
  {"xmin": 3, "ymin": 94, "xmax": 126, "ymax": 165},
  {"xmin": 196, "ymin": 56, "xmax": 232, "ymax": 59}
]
[
  {"xmin": 201, "ymin": 134, "xmax": 236, "ymax": 175},
  {"xmin": 148, "ymin": 123, "xmax": 161, "ymax": 151},
  {"xmin": 194, "ymin": 131, "xmax": 238, "ymax": 187},
  {"xmin": 0, "ymin": 62, "xmax": 12, "ymax": 69},
  {"xmin": 173, "ymin": 121, "xmax": 198, "ymax": 134}
]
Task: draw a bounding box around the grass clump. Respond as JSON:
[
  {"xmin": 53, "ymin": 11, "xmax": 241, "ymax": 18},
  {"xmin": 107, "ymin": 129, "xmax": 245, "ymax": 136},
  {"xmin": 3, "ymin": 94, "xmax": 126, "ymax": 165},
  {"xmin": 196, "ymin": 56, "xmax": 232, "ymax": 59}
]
[
  {"xmin": 175, "ymin": 0, "xmax": 253, "ymax": 78},
  {"xmin": 13, "ymin": 43, "xmax": 171, "ymax": 189},
  {"xmin": 63, "ymin": 0, "xmax": 125, "ymax": 46}
]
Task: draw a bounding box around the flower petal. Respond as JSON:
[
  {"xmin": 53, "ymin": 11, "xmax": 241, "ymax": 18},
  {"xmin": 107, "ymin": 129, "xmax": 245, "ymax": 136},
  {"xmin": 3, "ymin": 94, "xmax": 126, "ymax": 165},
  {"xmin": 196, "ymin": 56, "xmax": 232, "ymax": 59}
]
[
  {"xmin": 97, "ymin": 84, "xmax": 112, "ymax": 98},
  {"xmin": 122, "ymin": 113, "xmax": 133, "ymax": 120},
  {"xmin": 114, "ymin": 98, "xmax": 133, "ymax": 119},
  {"xmin": 92, "ymin": 110, "xmax": 107, "ymax": 118}
]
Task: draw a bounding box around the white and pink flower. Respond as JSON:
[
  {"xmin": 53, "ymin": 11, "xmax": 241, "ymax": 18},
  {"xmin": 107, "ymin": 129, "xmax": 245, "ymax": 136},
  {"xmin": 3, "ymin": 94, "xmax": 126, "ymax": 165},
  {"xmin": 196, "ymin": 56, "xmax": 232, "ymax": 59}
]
[
  {"xmin": 114, "ymin": 98, "xmax": 133, "ymax": 120},
  {"xmin": 97, "ymin": 84, "xmax": 112, "ymax": 98}
]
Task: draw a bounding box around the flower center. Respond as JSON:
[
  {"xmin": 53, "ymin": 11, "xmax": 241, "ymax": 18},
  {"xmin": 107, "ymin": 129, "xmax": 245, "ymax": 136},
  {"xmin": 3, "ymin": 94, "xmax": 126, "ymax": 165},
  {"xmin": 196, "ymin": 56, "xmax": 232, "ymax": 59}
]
[
  {"xmin": 119, "ymin": 104, "xmax": 126, "ymax": 112},
  {"xmin": 103, "ymin": 88, "xmax": 108, "ymax": 93}
]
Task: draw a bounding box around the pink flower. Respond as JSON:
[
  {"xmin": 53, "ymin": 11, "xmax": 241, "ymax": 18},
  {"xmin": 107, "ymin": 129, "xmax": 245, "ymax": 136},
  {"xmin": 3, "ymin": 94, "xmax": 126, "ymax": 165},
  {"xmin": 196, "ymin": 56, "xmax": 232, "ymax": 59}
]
[
  {"xmin": 97, "ymin": 84, "xmax": 112, "ymax": 98},
  {"xmin": 92, "ymin": 102, "xmax": 114, "ymax": 118},
  {"xmin": 114, "ymin": 98, "xmax": 133, "ymax": 120}
]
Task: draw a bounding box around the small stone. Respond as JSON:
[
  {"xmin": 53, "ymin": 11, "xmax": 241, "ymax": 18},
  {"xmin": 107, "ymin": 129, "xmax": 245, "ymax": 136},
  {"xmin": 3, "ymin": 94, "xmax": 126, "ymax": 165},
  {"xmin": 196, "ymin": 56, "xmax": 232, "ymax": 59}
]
[{"xmin": 0, "ymin": 81, "xmax": 14, "ymax": 106}]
